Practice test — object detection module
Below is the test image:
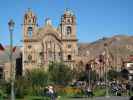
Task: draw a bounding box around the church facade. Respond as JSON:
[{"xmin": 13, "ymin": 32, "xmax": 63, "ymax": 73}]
[{"xmin": 22, "ymin": 9, "xmax": 78, "ymax": 70}]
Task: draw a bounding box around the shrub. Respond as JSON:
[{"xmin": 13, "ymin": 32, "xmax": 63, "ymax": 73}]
[
  {"xmin": 0, "ymin": 80, "xmax": 9, "ymax": 98},
  {"xmin": 56, "ymin": 86, "xmax": 84, "ymax": 97},
  {"xmin": 23, "ymin": 68, "xmax": 49, "ymax": 96},
  {"xmin": 48, "ymin": 62, "xmax": 73, "ymax": 86},
  {"xmin": 15, "ymin": 77, "xmax": 31, "ymax": 98},
  {"xmin": 107, "ymin": 69, "xmax": 119, "ymax": 81},
  {"xmin": 25, "ymin": 68, "xmax": 49, "ymax": 86},
  {"xmin": 93, "ymin": 87, "xmax": 106, "ymax": 96}
]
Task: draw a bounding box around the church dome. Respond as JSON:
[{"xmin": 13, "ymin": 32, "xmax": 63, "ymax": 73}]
[{"xmin": 45, "ymin": 18, "xmax": 52, "ymax": 26}]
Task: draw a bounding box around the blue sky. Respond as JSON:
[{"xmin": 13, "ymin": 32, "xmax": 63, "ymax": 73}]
[{"xmin": 0, "ymin": 0, "xmax": 131, "ymax": 45}]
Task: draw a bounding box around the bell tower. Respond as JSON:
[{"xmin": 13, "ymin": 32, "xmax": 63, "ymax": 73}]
[
  {"xmin": 23, "ymin": 9, "xmax": 38, "ymax": 70},
  {"xmin": 23, "ymin": 9, "xmax": 37, "ymax": 38},
  {"xmin": 60, "ymin": 8, "xmax": 76, "ymax": 39},
  {"xmin": 60, "ymin": 9, "xmax": 78, "ymax": 68}
]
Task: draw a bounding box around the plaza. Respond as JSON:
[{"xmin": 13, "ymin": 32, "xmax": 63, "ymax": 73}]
[{"xmin": 0, "ymin": 0, "xmax": 132, "ymax": 100}]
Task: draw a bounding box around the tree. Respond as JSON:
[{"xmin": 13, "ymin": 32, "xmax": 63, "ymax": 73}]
[
  {"xmin": 15, "ymin": 77, "xmax": 31, "ymax": 98},
  {"xmin": 78, "ymin": 69, "xmax": 98, "ymax": 83},
  {"xmin": 120, "ymin": 69, "xmax": 129, "ymax": 80},
  {"xmin": 48, "ymin": 62, "xmax": 73, "ymax": 86},
  {"xmin": 25, "ymin": 68, "xmax": 48, "ymax": 86},
  {"xmin": 23, "ymin": 68, "xmax": 49, "ymax": 96},
  {"xmin": 107, "ymin": 69, "xmax": 119, "ymax": 81},
  {"xmin": 73, "ymin": 61, "xmax": 84, "ymax": 80}
]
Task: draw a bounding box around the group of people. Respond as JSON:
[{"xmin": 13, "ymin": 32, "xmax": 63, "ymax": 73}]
[
  {"xmin": 111, "ymin": 83, "xmax": 123, "ymax": 96},
  {"xmin": 110, "ymin": 81, "xmax": 132, "ymax": 96},
  {"xmin": 45, "ymin": 84, "xmax": 94, "ymax": 99},
  {"xmin": 44, "ymin": 81, "xmax": 132, "ymax": 99}
]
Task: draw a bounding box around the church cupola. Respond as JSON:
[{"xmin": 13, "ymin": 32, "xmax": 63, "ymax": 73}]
[{"xmin": 45, "ymin": 18, "xmax": 52, "ymax": 26}]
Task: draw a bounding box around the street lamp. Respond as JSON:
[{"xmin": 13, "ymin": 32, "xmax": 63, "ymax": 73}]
[
  {"xmin": 104, "ymin": 43, "xmax": 110, "ymax": 98},
  {"xmin": 129, "ymin": 75, "xmax": 132, "ymax": 96},
  {"xmin": 8, "ymin": 19, "xmax": 15, "ymax": 100}
]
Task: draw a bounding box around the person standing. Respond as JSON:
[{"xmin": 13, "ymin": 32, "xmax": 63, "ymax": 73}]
[{"xmin": 48, "ymin": 86, "xmax": 56, "ymax": 100}]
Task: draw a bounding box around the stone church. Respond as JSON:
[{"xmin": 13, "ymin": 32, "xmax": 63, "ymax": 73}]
[
  {"xmin": 1, "ymin": 9, "xmax": 126, "ymax": 80},
  {"xmin": 23, "ymin": 9, "xmax": 78, "ymax": 70}
]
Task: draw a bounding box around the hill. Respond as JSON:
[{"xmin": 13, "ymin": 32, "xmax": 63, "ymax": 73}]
[{"xmin": 78, "ymin": 35, "xmax": 133, "ymax": 63}]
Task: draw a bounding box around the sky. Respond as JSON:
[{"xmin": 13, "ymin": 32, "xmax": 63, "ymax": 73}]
[{"xmin": 0, "ymin": 0, "xmax": 131, "ymax": 45}]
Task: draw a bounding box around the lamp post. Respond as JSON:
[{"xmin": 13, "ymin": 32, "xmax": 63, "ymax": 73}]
[
  {"xmin": 104, "ymin": 43, "xmax": 109, "ymax": 98},
  {"xmin": 8, "ymin": 19, "xmax": 15, "ymax": 100},
  {"xmin": 129, "ymin": 75, "xmax": 132, "ymax": 96}
]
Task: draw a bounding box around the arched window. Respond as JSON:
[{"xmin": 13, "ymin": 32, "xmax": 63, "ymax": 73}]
[
  {"xmin": 67, "ymin": 19, "xmax": 71, "ymax": 23},
  {"xmin": 28, "ymin": 45, "xmax": 32, "ymax": 49},
  {"xmin": 68, "ymin": 55, "xmax": 72, "ymax": 60},
  {"xmin": 67, "ymin": 42, "xmax": 71, "ymax": 48},
  {"xmin": 0, "ymin": 67, "xmax": 3, "ymax": 79},
  {"xmin": 28, "ymin": 27, "xmax": 32, "ymax": 37},
  {"xmin": 66, "ymin": 26, "xmax": 71, "ymax": 36},
  {"xmin": 85, "ymin": 64, "xmax": 91, "ymax": 71}
]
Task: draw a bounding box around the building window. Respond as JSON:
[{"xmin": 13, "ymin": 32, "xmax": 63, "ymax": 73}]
[
  {"xmin": 58, "ymin": 52, "xmax": 61, "ymax": 56},
  {"xmin": 0, "ymin": 68, "xmax": 3, "ymax": 79},
  {"xmin": 39, "ymin": 52, "xmax": 43, "ymax": 56},
  {"xmin": 85, "ymin": 64, "xmax": 91, "ymax": 71},
  {"xmin": 28, "ymin": 27, "xmax": 32, "ymax": 38},
  {"xmin": 67, "ymin": 19, "xmax": 71, "ymax": 23},
  {"xmin": 28, "ymin": 45, "xmax": 32, "ymax": 49},
  {"xmin": 68, "ymin": 44, "xmax": 71, "ymax": 48},
  {"xmin": 68, "ymin": 55, "xmax": 72, "ymax": 60},
  {"xmin": 66, "ymin": 26, "xmax": 71, "ymax": 36},
  {"xmin": 48, "ymin": 50, "xmax": 52, "ymax": 59},
  {"xmin": 29, "ymin": 19, "xmax": 32, "ymax": 23},
  {"xmin": 28, "ymin": 55, "xmax": 32, "ymax": 61}
]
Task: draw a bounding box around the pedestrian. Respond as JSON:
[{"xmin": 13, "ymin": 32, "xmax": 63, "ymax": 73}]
[
  {"xmin": 48, "ymin": 85, "xmax": 56, "ymax": 100},
  {"xmin": 86, "ymin": 86, "xmax": 93, "ymax": 97}
]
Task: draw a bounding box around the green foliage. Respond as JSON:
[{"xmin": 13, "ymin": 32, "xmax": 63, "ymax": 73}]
[
  {"xmin": 25, "ymin": 68, "xmax": 48, "ymax": 86},
  {"xmin": 93, "ymin": 87, "xmax": 106, "ymax": 96},
  {"xmin": 0, "ymin": 80, "xmax": 9, "ymax": 98},
  {"xmin": 61, "ymin": 87, "xmax": 84, "ymax": 97},
  {"xmin": 107, "ymin": 69, "xmax": 119, "ymax": 81},
  {"xmin": 16, "ymin": 96, "xmax": 50, "ymax": 100},
  {"xmin": 72, "ymin": 67, "xmax": 84, "ymax": 81},
  {"xmin": 15, "ymin": 77, "xmax": 32, "ymax": 98},
  {"xmin": 54, "ymin": 86, "xmax": 84, "ymax": 98},
  {"xmin": 24, "ymin": 68, "xmax": 49, "ymax": 96},
  {"xmin": 0, "ymin": 89, "xmax": 4, "ymax": 99},
  {"xmin": 89, "ymin": 70, "xmax": 98, "ymax": 81},
  {"xmin": 78, "ymin": 70, "xmax": 98, "ymax": 82},
  {"xmin": 48, "ymin": 62, "xmax": 73, "ymax": 86},
  {"xmin": 14, "ymin": 68, "xmax": 49, "ymax": 98},
  {"xmin": 120, "ymin": 69, "xmax": 129, "ymax": 80}
]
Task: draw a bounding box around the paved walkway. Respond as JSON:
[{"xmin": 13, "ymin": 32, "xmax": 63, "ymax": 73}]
[{"xmin": 67, "ymin": 96, "xmax": 130, "ymax": 100}]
